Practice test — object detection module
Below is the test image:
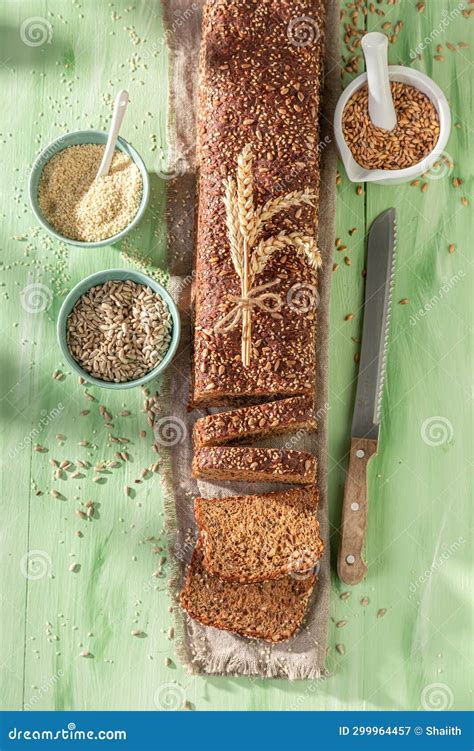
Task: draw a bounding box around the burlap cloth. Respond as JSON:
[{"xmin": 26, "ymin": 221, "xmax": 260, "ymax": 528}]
[{"xmin": 158, "ymin": 0, "xmax": 340, "ymax": 679}]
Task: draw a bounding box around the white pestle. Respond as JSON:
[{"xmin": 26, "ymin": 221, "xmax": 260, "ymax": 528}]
[{"xmin": 361, "ymin": 33, "xmax": 397, "ymax": 131}]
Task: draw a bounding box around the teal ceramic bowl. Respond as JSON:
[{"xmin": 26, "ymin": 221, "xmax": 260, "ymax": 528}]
[
  {"xmin": 28, "ymin": 129, "xmax": 150, "ymax": 248},
  {"xmin": 57, "ymin": 269, "xmax": 180, "ymax": 390}
]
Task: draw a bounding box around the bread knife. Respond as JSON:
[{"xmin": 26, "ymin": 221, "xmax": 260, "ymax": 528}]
[{"xmin": 337, "ymin": 208, "xmax": 396, "ymax": 585}]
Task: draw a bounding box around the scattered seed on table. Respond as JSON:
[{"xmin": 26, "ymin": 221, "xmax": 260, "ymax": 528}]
[
  {"xmin": 356, "ymin": 185, "xmax": 363, "ymax": 195},
  {"xmin": 336, "ymin": 644, "xmax": 345, "ymax": 655},
  {"xmin": 344, "ymin": 256, "xmax": 351, "ymax": 266},
  {"xmin": 434, "ymin": 55, "xmax": 445, "ymax": 61},
  {"xmin": 34, "ymin": 444, "xmax": 46, "ymax": 453},
  {"xmin": 49, "ymin": 459, "xmax": 59, "ymax": 468},
  {"xmin": 410, "ymin": 179, "xmax": 419, "ymax": 187},
  {"xmin": 399, "ymin": 298, "xmax": 409, "ymax": 305},
  {"xmin": 461, "ymin": 197, "xmax": 469, "ymax": 206},
  {"xmin": 119, "ymin": 410, "xmax": 130, "ymax": 417},
  {"xmin": 69, "ymin": 563, "xmax": 79, "ymax": 573},
  {"xmin": 78, "ymin": 440, "xmax": 89, "ymax": 447},
  {"xmin": 75, "ymin": 531, "xmax": 83, "ymax": 538},
  {"xmin": 336, "ymin": 620, "xmax": 348, "ymax": 628},
  {"xmin": 332, "ymin": 263, "xmax": 339, "ymax": 272},
  {"xmin": 348, "ymin": 227, "xmax": 357, "ymax": 235},
  {"xmin": 360, "ymin": 597, "xmax": 370, "ymax": 606},
  {"xmin": 354, "ymin": 352, "xmax": 360, "ymax": 364},
  {"xmin": 448, "ymin": 244, "xmax": 456, "ymax": 254},
  {"xmin": 60, "ymin": 460, "xmax": 71, "ymax": 469},
  {"xmin": 79, "ymin": 650, "xmax": 91, "ymax": 658},
  {"xmin": 340, "ymin": 592, "xmax": 351, "ymax": 600},
  {"xmin": 139, "ymin": 430, "xmax": 146, "ymax": 439},
  {"xmin": 124, "ymin": 485, "xmax": 131, "ymax": 497},
  {"xmin": 377, "ymin": 608, "xmax": 387, "ymax": 618},
  {"xmin": 345, "ymin": 313, "xmax": 354, "ymax": 321},
  {"xmin": 75, "ymin": 510, "xmax": 86, "ymax": 520},
  {"xmin": 51, "ymin": 489, "xmax": 61, "ymax": 498},
  {"xmin": 421, "ymin": 182, "xmax": 429, "ymax": 193},
  {"xmin": 131, "ymin": 629, "xmax": 143, "ymax": 637}
]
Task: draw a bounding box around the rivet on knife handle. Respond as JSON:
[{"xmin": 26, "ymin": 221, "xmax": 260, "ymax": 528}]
[{"xmin": 337, "ymin": 437, "xmax": 378, "ymax": 585}]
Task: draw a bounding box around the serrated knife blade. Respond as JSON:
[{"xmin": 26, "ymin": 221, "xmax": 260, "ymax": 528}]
[
  {"xmin": 338, "ymin": 208, "xmax": 396, "ymax": 586},
  {"xmin": 352, "ymin": 207, "xmax": 396, "ymax": 439}
]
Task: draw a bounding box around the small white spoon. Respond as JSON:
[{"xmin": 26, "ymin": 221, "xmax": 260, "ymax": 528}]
[
  {"xmin": 96, "ymin": 89, "xmax": 130, "ymax": 179},
  {"xmin": 361, "ymin": 33, "xmax": 397, "ymax": 131}
]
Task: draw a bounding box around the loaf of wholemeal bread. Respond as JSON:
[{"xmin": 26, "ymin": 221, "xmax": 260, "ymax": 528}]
[
  {"xmin": 193, "ymin": 0, "xmax": 325, "ymax": 406},
  {"xmin": 195, "ymin": 486, "xmax": 323, "ymax": 583},
  {"xmin": 192, "ymin": 446, "xmax": 317, "ymax": 485},
  {"xmin": 180, "ymin": 543, "xmax": 316, "ymax": 643},
  {"xmin": 192, "ymin": 395, "xmax": 317, "ymax": 449}
]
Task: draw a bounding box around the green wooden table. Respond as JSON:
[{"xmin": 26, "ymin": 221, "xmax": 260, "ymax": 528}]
[{"xmin": 0, "ymin": 0, "xmax": 471, "ymax": 712}]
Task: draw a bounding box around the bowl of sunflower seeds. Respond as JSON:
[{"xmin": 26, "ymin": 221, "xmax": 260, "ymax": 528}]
[{"xmin": 57, "ymin": 269, "xmax": 180, "ymax": 389}]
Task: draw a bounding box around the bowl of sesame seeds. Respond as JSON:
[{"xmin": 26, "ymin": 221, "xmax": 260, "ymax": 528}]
[
  {"xmin": 57, "ymin": 269, "xmax": 180, "ymax": 389},
  {"xmin": 29, "ymin": 129, "xmax": 150, "ymax": 247}
]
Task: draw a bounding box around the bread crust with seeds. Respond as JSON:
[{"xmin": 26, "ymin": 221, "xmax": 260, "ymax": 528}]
[
  {"xmin": 192, "ymin": 446, "xmax": 317, "ymax": 485},
  {"xmin": 192, "ymin": 395, "xmax": 317, "ymax": 449},
  {"xmin": 192, "ymin": 0, "xmax": 325, "ymax": 407}
]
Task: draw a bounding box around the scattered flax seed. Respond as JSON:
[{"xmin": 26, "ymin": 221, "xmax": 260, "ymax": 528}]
[
  {"xmin": 38, "ymin": 144, "xmax": 142, "ymax": 242},
  {"xmin": 336, "ymin": 644, "xmax": 345, "ymax": 655},
  {"xmin": 360, "ymin": 597, "xmax": 370, "ymax": 606},
  {"xmin": 165, "ymin": 657, "xmax": 172, "ymax": 667},
  {"xmin": 410, "ymin": 179, "xmax": 420, "ymax": 187},
  {"xmin": 421, "ymin": 182, "xmax": 429, "ymax": 193},
  {"xmin": 336, "ymin": 620, "xmax": 348, "ymax": 628},
  {"xmin": 461, "ymin": 197, "xmax": 469, "ymax": 207},
  {"xmin": 75, "ymin": 510, "xmax": 87, "ymax": 520},
  {"xmin": 69, "ymin": 563, "xmax": 79, "ymax": 573},
  {"xmin": 131, "ymin": 629, "xmax": 143, "ymax": 636},
  {"xmin": 434, "ymin": 55, "xmax": 445, "ymax": 62},
  {"xmin": 344, "ymin": 256, "xmax": 351, "ymax": 266},
  {"xmin": 354, "ymin": 352, "xmax": 360, "ymax": 364},
  {"xmin": 448, "ymin": 244, "xmax": 456, "ymax": 254},
  {"xmin": 377, "ymin": 608, "xmax": 387, "ymax": 618},
  {"xmin": 348, "ymin": 227, "xmax": 357, "ymax": 235},
  {"xmin": 417, "ymin": 2, "xmax": 425, "ymax": 11},
  {"xmin": 75, "ymin": 531, "xmax": 83, "ymax": 538},
  {"xmin": 139, "ymin": 430, "xmax": 147, "ymax": 439},
  {"xmin": 80, "ymin": 410, "xmax": 90, "ymax": 417},
  {"xmin": 356, "ymin": 185, "xmax": 363, "ymax": 195},
  {"xmin": 454, "ymin": 122, "xmax": 462, "ymax": 128},
  {"xmin": 343, "ymin": 83, "xmax": 440, "ymax": 170},
  {"xmin": 399, "ymin": 298, "xmax": 409, "ymax": 305},
  {"xmin": 332, "ymin": 263, "xmax": 339, "ymax": 272},
  {"xmin": 340, "ymin": 592, "xmax": 351, "ymax": 600},
  {"xmin": 345, "ymin": 313, "xmax": 354, "ymax": 321},
  {"xmin": 34, "ymin": 444, "xmax": 46, "ymax": 453},
  {"xmin": 51, "ymin": 489, "xmax": 61, "ymax": 498}
]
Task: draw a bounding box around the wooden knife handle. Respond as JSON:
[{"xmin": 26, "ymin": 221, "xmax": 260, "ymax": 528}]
[{"xmin": 337, "ymin": 436, "xmax": 378, "ymax": 585}]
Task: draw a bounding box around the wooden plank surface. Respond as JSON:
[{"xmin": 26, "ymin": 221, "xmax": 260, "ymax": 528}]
[{"xmin": 0, "ymin": 0, "xmax": 471, "ymax": 712}]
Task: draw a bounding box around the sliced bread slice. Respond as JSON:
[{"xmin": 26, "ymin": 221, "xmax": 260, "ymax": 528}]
[
  {"xmin": 180, "ymin": 543, "xmax": 316, "ymax": 643},
  {"xmin": 192, "ymin": 395, "xmax": 317, "ymax": 449},
  {"xmin": 192, "ymin": 446, "xmax": 317, "ymax": 485},
  {"xmin": 195, "ymin": 486, "xmax": 324, "ymax": 583}
]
